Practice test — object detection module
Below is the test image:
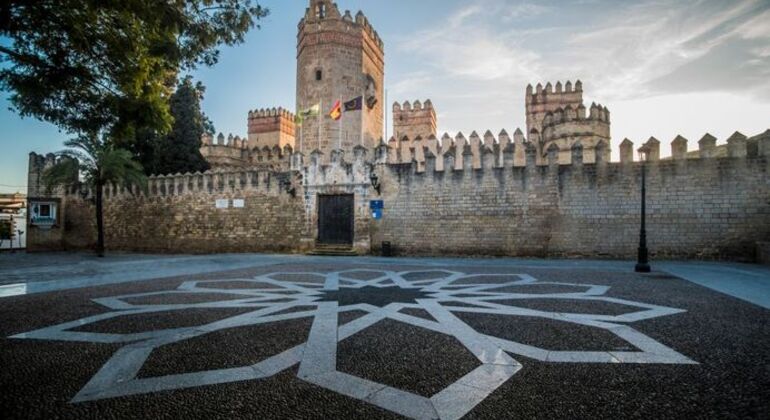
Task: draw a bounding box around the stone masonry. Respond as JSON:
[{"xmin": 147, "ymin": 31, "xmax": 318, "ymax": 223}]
[
  {"xmin": 295, "ymin": 0, "xmax": 384, "ymax": 157},
  {"xmin": 525, "ymin": 81, "xmax": 611, "ymax": 165},
  {"xmin": 24, "ymin": 1, "xmax": 770, "ymax": 262},
  {"xmin": 27, "ymin": 132, "xmax": 770, "ymax": 260}
]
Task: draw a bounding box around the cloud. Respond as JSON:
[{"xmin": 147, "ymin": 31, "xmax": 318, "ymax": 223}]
[
  {"xmin": 388, "ymin": 0, "xmax": 770, "ymax": 139},
  {"xmin": 501, "ymin": 3, "xmax": 552, "ymax": 21}
]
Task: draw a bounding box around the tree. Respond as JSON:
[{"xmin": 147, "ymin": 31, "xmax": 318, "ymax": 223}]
[
  {"xmin": 0, "ymin": 1, "xmax": 268, "ymax": 147},
  {"xmin": 43, "ymin": 137, "xmax": 148, "ymax": 257},
  {"xmin": 152, "ymin": 77, "xmax": 213, "ymax": 175}
]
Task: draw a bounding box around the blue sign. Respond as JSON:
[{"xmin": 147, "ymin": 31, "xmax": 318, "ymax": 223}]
[
  {"xmin": 370, "ymin": 200, "xmax": 384, "ymax": 210},
  {"xmin": 371, "ymin": 209, "xmax": 383, "ymax": 220}
]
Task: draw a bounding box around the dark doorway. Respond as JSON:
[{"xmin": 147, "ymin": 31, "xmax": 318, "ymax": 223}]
[{"xmin": 318, "ymin": 194, "xmax": 354, "ymax": 245}]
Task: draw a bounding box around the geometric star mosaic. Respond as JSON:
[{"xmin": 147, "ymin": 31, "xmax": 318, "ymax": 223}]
[{"xmin": 10, "ymin": 269, "xmax": 696, "ymax": 419}]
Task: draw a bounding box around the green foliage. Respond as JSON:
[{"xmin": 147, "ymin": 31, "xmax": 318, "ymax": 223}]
[
  {"xmin": 0, "ymin": 0, "xmax": 268, "ymax": 144},
  {"xmin": 43, "ymin": 136, "xmax": 148, "ymax": 193},
  {"xmin": 42, "ymin": 136, "xmax": 149, "ymax": 256},
  {"xmin": 149, "ymin": 76, "xmax": 212, "ymax": 175}
]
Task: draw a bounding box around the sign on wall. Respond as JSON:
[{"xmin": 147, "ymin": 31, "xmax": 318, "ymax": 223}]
[
  {"xmin": 370, "ymin": 200, "xmax": 384, "ymax": 220},
  {"xmin": 215, "ymin": 199, "xmax": 229, "ymax": 209},
  {"xmin": 233, "ymin": 199, "xmax": 245, "ymax": 208}
]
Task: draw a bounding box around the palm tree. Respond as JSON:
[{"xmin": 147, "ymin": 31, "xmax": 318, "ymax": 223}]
[{"xmin": 43, "ymin": 135, "xmax": 147, "ymax": 257}]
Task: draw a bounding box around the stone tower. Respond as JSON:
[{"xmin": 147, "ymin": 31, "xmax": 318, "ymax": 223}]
[
  {"xmin": 393, "ymin": 100, "xmax": 437, "ymax": 141},
  {"xmin": 296, "ymin": 0, "xmax": 385, "ymax": 158},
  {"xmin": 248, "ymin": 107, "xmax": 296, "ymax": 150},
  {"xmin": 525, "ymin": 81, "xmax": 611, "ymax": 163}
]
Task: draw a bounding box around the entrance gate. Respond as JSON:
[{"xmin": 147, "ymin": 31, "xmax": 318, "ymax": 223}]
[{"xmin": 317, "ymin": 194, "xmax": 354, "ymax": 245}]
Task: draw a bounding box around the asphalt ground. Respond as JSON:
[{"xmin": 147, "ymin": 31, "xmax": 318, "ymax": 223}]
[{"xmin": 1, "ymin": 261, "xmax": 768, "ymax": 419}]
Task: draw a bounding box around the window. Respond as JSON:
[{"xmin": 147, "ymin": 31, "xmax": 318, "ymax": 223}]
[
  {"xmin": 30, "ymin": 201, "xmax": 57, "ymax": 227},
  {"xmin": 316, "ymin": 3, "xmax": 326, "ymax": 19},
  {"xmin": 315, "ymin": 69, "xmax": 323, "ymax": 81}
]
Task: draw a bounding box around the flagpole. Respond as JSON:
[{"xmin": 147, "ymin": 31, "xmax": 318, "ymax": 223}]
[
  {"xmin": 384, "ymin": 88, "xmax": 388, "ymax": 143},
  {"xmin": 360, "ymin": 90, "xmax": 365, "ymax": 147},
  {"xmin": 318, "ymin": 100, "xmax": 321, "ymax": 152},
  {"xmin": 338, "ymin": 95, "xmax": 342, "ymax": 151}
]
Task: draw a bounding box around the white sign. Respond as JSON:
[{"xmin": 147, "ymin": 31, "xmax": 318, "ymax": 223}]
[
  {"xmin": 215, "ymin": 199, "xmax": 229, "ymax": 209},
  {"xmin": 233, "ymin": 199, "xmax": 245, "ymax": 208}
]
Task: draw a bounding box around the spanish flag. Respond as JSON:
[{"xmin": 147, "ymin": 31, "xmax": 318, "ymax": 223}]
[{"xmin": 329, "ymin": 100, "xmax": 342, "ymax": 121}]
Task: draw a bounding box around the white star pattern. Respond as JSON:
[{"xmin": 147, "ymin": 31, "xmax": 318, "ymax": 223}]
[{"xmin": 10, "ymin": 269, "xmax": 696, "ymax": 419}]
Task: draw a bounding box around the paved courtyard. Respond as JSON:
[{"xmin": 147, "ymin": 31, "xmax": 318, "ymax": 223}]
[{"xmin": 0, "ymin": 254, "xmax": 768, "ymax": 419}]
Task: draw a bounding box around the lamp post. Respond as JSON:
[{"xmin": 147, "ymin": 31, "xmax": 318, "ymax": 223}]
[
  {"xmin": 635, "ymin": 147, "xmax": 651, "ymax": 273},
  {"xmin": 370, "ymin": 171, "xmax": 381, "ymax": 195}
]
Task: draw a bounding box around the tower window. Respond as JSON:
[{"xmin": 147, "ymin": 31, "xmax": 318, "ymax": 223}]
[
  {"xmin": 315, "ymin": 69, "xmax": 323, "ymax": 81},
  {"xmin": 316, "ymin": 4, "xmax": 326, "ymax": 19}
]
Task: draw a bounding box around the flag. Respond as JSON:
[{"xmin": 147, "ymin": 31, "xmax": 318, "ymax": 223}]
[
  {"xmin": 329, "ymin": 100, "xmax": 342, "ymax": 121},
  {"xmin": 344, "ymin": 96, "xmax": 363, "ymax": 112},
  {"xmin": 295, "ymin": 103, "xmax": 320, "ymax": 126}
]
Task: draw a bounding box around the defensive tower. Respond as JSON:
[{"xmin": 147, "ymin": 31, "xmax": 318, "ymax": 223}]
[
  {"xmin": 296, "ymin": 0, "xmax": 385, "ymax": 157},
  {"xmin": 526, "ymin": 81, "xmax": 611, "ymax": 163},
  {"xmin": 248, "ymin": 107, "xmax": 296, "ymax": 150},
  {"xmin": 393, "ymin": 100, "xmax": 437, "ymax": 141}
]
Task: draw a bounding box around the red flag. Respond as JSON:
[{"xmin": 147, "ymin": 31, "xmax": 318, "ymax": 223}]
[{"xmin": 329, "ymin": 100, "xmax": 342, "ymax": 121}]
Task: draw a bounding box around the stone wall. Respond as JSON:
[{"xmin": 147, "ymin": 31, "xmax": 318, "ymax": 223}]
[
  {"xmin": 27, "ymin": 130, "xmax": 770, "ymax": 261},
  {"xmin": 32, "ymin": 169, "xmax": 308, "ymax": 254},
  {"xmin": 370, "ymin": 136, "xmax": 770, "ymax": 261},
  {"xmin": 200, "ymin": 133, "xmax": 294, "ymax": 171}
]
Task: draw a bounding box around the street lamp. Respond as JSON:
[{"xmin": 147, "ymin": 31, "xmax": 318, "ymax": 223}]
[
  {"xmin": 635, "ymin": 147, "xmax": 651, "ymax": 273},
  {"xmin": 370, "ymin": 171, "xmax": 381, "ymax": 195}
]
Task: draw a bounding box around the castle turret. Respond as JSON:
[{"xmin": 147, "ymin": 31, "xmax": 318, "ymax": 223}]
[
  {"xmin": 296, "ymin": 0, "xmax": 385, "ymax": 157},
  {"xmin": 393, "ymin": 99, "xmax": 437, "ymax": 141},
  {"xmin": 525, "ymin": 80, "xmax": 611, "ymax": 163},
  {"xmin": 248, "ymin": 107, "xmax": 296, "ymax": 150}
]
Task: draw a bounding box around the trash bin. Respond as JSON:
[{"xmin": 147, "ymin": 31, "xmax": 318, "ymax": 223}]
[{"xmin": 381, "ymin": 241, "xmax": 392, "ymax": 257}]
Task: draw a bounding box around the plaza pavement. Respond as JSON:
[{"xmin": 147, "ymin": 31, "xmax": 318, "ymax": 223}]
[{"xmin": 0, "ymin": 253, "xmax": 768, "ymax": 418}]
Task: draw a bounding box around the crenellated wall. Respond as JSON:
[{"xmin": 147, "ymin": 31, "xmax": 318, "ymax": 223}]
[
  {"xmin": 28, "ymin": 165, "xmax": 309, "ymax": 254},
  {"xmin": 369, "ymin": 132, "xmax": 770, "ymax": 260},
  {"xmin": 27, "ymin": 129, "xmax": 770, "ymax": 260},
  {"xmin": 200, "ymin": 132, "xmax": 295, "ymax": 171}
]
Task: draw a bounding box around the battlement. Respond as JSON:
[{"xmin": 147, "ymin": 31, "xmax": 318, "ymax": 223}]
[
  {"xmin": 372, "ymin": 129, "xmax": 769, "ymax": 171},
  {"xmin": 248, "ymin": 107, "xmax": 296, "ymax": 121},
  {"xmin": 201, "ymin": 133, "xmax": 247, "ymax": 148},
  {"xmin": 526, "ymin": 80, "xmax": 583, "ymax": 103},
  {"xmin": 84, "ymin": 167, "xmax": 300, "ymax": 201},
  {"xmin": 299, "ymin": 1, "xmax": 384, "ymax": 51},
  {"xmin": 200, "ymin": 132, "xmax": 294, "ymax": 171},
  {"xmin": 541, "ymin": 103, "xmax": 610, "ymax": 126}
]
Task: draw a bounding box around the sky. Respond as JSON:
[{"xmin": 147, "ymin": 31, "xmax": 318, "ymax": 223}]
[{"xmin": 2, "ymin": 0, "xmax": 770, "ymax": 193}]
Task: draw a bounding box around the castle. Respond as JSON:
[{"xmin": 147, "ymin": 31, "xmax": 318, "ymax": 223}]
[
  {"xmin": 200, "ymin": 0, "xmax": 609, "ymax": 169},
  {"xmin": 26, "ymin": 0, "xmax": 770, "ymax": 261}
]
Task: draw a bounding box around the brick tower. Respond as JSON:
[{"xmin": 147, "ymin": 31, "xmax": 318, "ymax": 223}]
[
  {"xmin": 296, "ymin": 0, "xmax": 385, "ymax": 158},
  {"xmin": 393, "ymin": 100, "xmax": 437, "ymax": 141}
]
